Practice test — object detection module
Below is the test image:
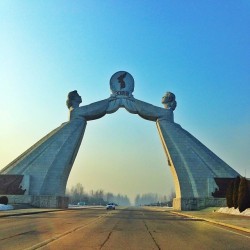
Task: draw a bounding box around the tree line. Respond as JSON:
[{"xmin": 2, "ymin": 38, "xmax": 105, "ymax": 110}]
[
  {"xmin": 66, "ymin": 183, "xmax": 131, "ymax": 206},
  {"xmin": 226, "ymin": 176, "xmax": 250, "ymax": 212},
  {"xmin": 134, "ymin": 190, "xmax": 176, "ymax": 207},
  {"xmin": 67, "ymin": 183, "xmax": 176, "ymax": 207}
]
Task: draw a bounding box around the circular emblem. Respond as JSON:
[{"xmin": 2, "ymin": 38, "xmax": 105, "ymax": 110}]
[{"xmin": 110, "ymin": 71, "xmax": 134, "ymax": 97}]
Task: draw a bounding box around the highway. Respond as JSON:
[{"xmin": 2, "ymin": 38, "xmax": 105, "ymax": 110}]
[{"xmin": 0, "ymin": 207, "xmax": 249, "ymax": 249}]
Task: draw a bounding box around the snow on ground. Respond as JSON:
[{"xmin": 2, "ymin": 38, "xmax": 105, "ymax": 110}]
[
  {"xmin": 217, "ymin": 207, "xmax": 250, "ymax": 216},
  {"xmin": 0, "ymin": 204, "xmax": 14, "ymax": 211}
]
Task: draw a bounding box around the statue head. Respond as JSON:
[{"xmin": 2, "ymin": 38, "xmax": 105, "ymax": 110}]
[
  {"xmin": 66, "ymin": 90, "xmax": 82, "ymax": 109},
  {"xmin": 162, "ymin": 92, "xmax": 177, "ymax": 110}
]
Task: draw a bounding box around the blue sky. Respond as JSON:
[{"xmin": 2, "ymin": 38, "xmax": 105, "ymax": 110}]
[{"xmin": 0, "ymin": 1, "xmax": 249, "ymax": 202}]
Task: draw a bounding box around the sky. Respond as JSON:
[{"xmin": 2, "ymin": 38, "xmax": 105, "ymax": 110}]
[{"xmin": 0, "ymin": 1, "xmax": 249, "ymax": 202}]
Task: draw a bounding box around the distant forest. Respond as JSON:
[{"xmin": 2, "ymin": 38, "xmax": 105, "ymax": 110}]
[
  {"xmin": 66, "ymin": 183, "xmax": 175, "ymax": 206},
  {"xmin": 66, "ymin": 183, "xmax": 131, "ymax": 206}
]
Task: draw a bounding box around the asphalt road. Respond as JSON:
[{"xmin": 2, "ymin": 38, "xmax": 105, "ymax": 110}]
[{"xmin": 0, "ymin": 207, "xmax": 249, "ymax": 250}]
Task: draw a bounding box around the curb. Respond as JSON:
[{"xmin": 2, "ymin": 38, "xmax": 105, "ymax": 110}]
[
  {"xmin": 170, "ymin": 211, "xmax": 250, "ymax": 234},
  {"xmin": 0, "ymin": 206, "xmax": 105, "ymax": 218},
  {"xmin": 0, "ymin": 209, "xmax": 65, "ymax": 218}
]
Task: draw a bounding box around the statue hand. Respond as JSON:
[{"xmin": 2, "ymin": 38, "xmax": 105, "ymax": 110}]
[
  {"xmin": 108, "ymin": 95, "xmax": 117, "ymax": 102},
  {"xmin": 106, "ymin": 96, "xmax": 120, "ymax": 114}
]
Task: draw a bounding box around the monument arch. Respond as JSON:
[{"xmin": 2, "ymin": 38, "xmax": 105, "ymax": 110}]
[{"xmin": 0, "ymin": 71, "xmax": 239, "ymax": 210}]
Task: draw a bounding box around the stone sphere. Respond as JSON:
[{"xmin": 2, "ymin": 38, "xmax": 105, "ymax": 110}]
[{"xmin": 110, "ymin": 71, "xmax": 134, "ymax": 97}]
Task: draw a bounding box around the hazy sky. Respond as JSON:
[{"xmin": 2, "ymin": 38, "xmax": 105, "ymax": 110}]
[{"xmin": 0, "ymin": 1, "xmax": 249, "ymax": 202}]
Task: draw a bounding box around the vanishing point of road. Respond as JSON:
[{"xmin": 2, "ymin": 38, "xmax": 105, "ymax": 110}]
[{"xmin": 0, "ymin": 207, "xmax": 249, "ymax": 250}]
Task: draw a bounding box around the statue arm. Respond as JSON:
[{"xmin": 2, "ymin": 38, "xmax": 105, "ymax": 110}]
[
  {"xmin": 133, "ymin": 99, "xmax": 162, "ymax": 121},
  {"xmin": 70, "ymin": 99, "xmax": 110, "ymax": 121},
  {"xmin": 83, "ymin": 99, "xmax": 110, "ymax": 121}
]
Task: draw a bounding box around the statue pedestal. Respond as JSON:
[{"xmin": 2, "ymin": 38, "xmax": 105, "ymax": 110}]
[
  {"xmin": 173, "ymin": 197, "xmax": 227, "ymax": 211},
  {"xmin": 31, "ymin": 195, "xmax": 69, "ymax": 208},
  {"xmin": 6, "ymin": 195, "xmax": 69, "ymax": 209}
]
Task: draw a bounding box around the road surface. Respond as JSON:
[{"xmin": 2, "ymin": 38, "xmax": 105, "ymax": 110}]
[{"xmin": 0, "ymin": 207, "xmax": 249, "ymax": 249}]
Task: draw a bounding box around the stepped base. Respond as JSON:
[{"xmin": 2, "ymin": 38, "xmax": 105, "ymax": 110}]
[
  {"xmin": 173, "ymin": 197, "xmax": 227, "ymax": 211},
  {"xmin": 6, "ymin": 195, "xmax": 69, "ymax": 209}
]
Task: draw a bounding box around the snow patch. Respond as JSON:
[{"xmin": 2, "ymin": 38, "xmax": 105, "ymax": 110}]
[
  {"xmin": 217, "ymin": 207, "xmax": 250, "ymax": 216},
  {"xmin": 0, "ymin": 204, "xmax": 14, "ymax": 211}
]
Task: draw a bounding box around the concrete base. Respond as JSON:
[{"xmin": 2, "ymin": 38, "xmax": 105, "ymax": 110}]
[
  {"xmin": 173, "ymin": 197, "xmax": 227, "ymax": 211},
  {"xmin": 6, "ymin": 195, "xmax": 69, "ymax": 209}
]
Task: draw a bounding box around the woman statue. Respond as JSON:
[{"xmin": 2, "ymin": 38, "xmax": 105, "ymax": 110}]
[
  {"xmin": 66, "ymin": 90, "xmax": 110, "ymax": 121},
  {"xmin": 132, "ymin": 92, "xmax": 176, "ymax": 122}
]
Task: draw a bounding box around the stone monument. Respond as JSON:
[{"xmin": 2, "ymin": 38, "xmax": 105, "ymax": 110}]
[{"xmin": 0, "ymin": 71, "xmax": 239, "ymax": 210}]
